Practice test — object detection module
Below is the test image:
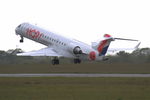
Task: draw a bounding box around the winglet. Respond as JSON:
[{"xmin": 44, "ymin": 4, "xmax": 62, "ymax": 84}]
[{"xmin": 134, "ymin": 42, "xmax": 141, "ymax": 49}]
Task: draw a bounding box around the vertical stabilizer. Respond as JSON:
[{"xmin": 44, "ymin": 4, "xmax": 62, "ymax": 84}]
[{"xmin": 92, "ymin": 34, "xmax": 114, "ymax": 56}]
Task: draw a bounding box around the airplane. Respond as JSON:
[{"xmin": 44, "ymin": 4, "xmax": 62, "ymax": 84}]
[{"xmin": 15, "ymin": 23, "xmax": 140, "ymax": 65}]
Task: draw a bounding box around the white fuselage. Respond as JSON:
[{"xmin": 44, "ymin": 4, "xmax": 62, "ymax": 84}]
[{"xmin": 15, "ymin": 23, "xmax": 104, "ymax": 61}]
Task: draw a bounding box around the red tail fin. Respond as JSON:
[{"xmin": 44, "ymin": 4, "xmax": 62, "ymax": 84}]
[{"xmin": 92, "ymin": 34, "xmax": 114, "ymax": 56}]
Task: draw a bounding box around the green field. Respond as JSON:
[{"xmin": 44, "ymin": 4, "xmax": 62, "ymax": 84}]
[
  {"xmin": 0, "ymin": 63, "xmax": 150, "ymax": 74},
  {"xmin": 0, "ymin": 63, "xmax": 150, "ymax": 100},
  {"xmin": 0, "ymin": 77, "xmax": 150, "ymax": 100}
]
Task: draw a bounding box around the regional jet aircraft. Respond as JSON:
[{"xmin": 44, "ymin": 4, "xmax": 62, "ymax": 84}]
[{"xmin": 15, "ymin": 23, "xmax": 140, "ymax": 65}]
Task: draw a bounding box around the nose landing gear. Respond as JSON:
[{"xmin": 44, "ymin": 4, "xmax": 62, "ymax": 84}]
[{"xmin": 20, "ymin": 36, "xmax": 24, "ymax": 43}]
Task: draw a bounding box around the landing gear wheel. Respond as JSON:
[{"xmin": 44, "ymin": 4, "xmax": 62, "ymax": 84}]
[
  {"xmin": 20, "ymin": 36, "xmax": 24, "ymax": 43},
  {"xmin": 20, "ymin": 39, "xmax": 23, "ymax": 43},
  {"xmin": 74, "ymin": 59, "xmax": 81, "ymax": 64},
  {"xmin": 52, "ymin": 59, "xmax": 59, "ymax": 65}
]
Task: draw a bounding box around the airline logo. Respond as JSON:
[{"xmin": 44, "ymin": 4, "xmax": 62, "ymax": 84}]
[
  {"xmin": 97, "ymin": 40, "xmax": 108, "ymax": 53},
  {"xmin": 89, "ymin": 51, "xmax": 96, "ymax": 60},
  {"xmin": 26, "ymin": 28, "xmax": 42, "ymax": 39},
  {"xmin": 97, "ymin": 34, "xmax": 111, "ymax": 55}
]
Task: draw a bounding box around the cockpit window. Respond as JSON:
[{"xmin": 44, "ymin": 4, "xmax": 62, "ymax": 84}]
[{"xmin": 17, "ymin": 24, "xmax": 21, "ymax": 28}]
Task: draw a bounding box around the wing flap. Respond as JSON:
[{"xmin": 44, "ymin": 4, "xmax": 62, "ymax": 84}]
[{"xmin": 17, "ymin": 48, "xmax": 62, "ymax": 57}]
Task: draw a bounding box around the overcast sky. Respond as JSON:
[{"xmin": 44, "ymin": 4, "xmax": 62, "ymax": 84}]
[{"xmin": 0, "ymin": 0, "xmax": 150, "ymax": 51}]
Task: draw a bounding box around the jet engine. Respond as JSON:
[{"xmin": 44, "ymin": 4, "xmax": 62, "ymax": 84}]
[{"xmin": 68, "ymin": 43, "xmax": 83, "ymax": 54}]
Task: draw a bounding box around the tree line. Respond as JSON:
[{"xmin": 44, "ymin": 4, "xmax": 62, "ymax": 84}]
[
  {"xmin": 107, "ymin": 48, "xmax": 150, "ymax": 63},
  {"xmin": 0, "ymin": 48, "xmax": 150, "ymax": 64}
]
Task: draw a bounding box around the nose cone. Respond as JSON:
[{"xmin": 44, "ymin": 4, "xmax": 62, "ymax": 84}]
[
  {"xmin": 15, "ymin": 27, "xmax": 18, "ymax": 35},
  {"xmin": 15, "ymin": 24, "xmax": 21, "ymax": 35}
]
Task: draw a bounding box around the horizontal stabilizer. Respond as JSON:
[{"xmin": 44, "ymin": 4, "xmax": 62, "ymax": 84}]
[{"xmin": 114, "ymin": 38, "xmax": 138, "ymax": 41}]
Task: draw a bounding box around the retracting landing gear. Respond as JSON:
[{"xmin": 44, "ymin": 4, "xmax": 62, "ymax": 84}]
[
  {"xmin": 52, "ymin": 58, "xmax": 59, "ymax": 65},
  {"xmin": 74, "ymin": 59, "xmax": 81, "ymax": 64},
  {"xmin": 20, "ymin": 36, "xmax": 24, "ymax": 43}
]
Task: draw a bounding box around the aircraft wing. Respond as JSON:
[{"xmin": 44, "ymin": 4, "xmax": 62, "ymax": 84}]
[
  {"xmin": 108, "ymin": 42, "xmax": 141, "ymax": 52},
  {"xmin": 17, "ymin": 47, "xmax": 62, "ymax": 57}
]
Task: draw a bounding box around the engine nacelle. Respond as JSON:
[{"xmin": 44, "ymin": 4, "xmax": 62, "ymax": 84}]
[{"xmin": 68, "ymin": 43, "xmax": 82, "ymax": 54}]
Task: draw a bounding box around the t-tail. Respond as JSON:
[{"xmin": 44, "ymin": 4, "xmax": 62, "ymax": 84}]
[{"xmin": 92, "ymin": 34, "xmax": 114, "ymax": 56}]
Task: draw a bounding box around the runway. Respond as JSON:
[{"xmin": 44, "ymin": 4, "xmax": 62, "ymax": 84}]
[{"xmin": 0, "ymin": 74, "xmax": 150, "ymax": 77}]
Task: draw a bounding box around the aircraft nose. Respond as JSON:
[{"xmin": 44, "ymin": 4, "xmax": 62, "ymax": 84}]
[
  {"xmin": 15, "ymin": 24, "xmax": 21, "ymax": 35},
  {"xmin": 15, "ymin": 27, "xmax": 19, "ymax": 35}
]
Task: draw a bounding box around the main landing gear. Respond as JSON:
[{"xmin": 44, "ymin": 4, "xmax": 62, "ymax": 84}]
[
  {"xmin": 74, "ymin": 59, "xmax": 81, "ymax": 64},
  {"xmin": 52, "ymin": 58, "xmax": 59, "ymax": 65},
  {"xmin": 20, "ymin": 36, "xmax": 24, "ymax": 43},
  {"xmin": 51, "ymin": 58, "xmax": 81, "ymax": 65}
]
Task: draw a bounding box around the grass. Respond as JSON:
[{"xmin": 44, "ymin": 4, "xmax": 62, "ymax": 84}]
[
  {"xmin": 0, "ymin": 63, "xmax": 150, "ymax": 73},
  {"xmin": 0, "ymin": 77, "xmax": 150, "ymax": 100},
  {"xmin": 0, "ymin": 63, "xmax": 150, "ymax": 100}
]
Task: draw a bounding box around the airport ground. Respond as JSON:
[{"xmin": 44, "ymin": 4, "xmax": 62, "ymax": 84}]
[
  {"xmin": 0, "ymin": 63, "xmax": 150, "ymax": 74},
  {"xmin": 0, "ymin": 77, "xmax": 150, "ymax": 100},
  {"xmin": 0, "ymin": 63, "xmax": 150, "ymax": 100}
]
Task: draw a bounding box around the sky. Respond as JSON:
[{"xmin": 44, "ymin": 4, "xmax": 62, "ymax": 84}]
[{"xmin": 0, "ymin": 0, "xmax": 150, "ymax": 52}]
